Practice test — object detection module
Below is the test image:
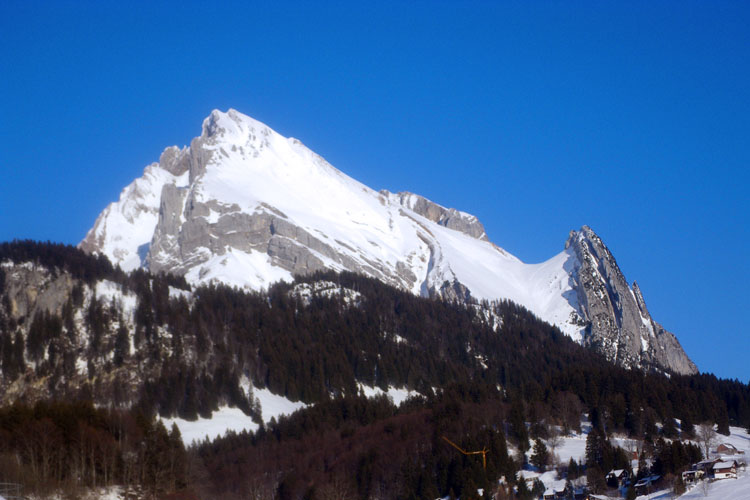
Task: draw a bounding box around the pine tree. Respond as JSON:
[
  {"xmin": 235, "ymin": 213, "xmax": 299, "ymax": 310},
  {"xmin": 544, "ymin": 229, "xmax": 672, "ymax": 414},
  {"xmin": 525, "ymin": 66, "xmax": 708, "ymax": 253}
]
[
  {"xmin": 167, "ymin": 423, "xmax": 187, "ymax": 490},
  {"xmin": 26, "ymin": 311, "xmax": 46, "ymax": 362},
  {"xmin": 144, "ymin": 420, "xmax": 172, "ymax": 494},
  {"xmin": 568, "ymin": 457, "xmax": 579, "ymax": 480},
  {"xmin": 114, "ymin": 324, "xmax": 129, "ymax": 367},
  {"xmin": 662, "ymin": 416, "xmax": 678, "ymax": 438},
  {"xmin": 586, "ymin": 466, "xmax": 606, "ymax": 494},
  {"xmin": 716, "ymin": 407, "xmax": 730, "ymax": 436},
  {"xmin": 681, "ymin": 413, "xmax": 695, "ymax": 439},
  {"xmin": 509, "ymin": 396, "xmax": 529, "ymax": 454},
  {"xmin": 626, "ymin": 486, "xmax": 638, "ymax": 500},
  {"xmin": 531, "ymin": 439, "xmax": 549, "ymax": 471},
  {"xmin": 585, "ymin": 428, "xmax": 605, "ymax": 467},
  {"xmin": 516, "ymin": 478, "xmax": 532, "ymax": 500},
  {"xmin": 531, "ymin": 479, "xmax": 545, "ymax": 498}
]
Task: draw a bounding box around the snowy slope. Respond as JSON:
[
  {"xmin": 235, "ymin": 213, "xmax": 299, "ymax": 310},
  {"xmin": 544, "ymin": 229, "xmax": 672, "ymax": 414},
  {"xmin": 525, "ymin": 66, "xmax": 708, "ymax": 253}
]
[
  {"xmin": 161, "ymin": 385, "xmax": 308, "ymax": 446},
  {"xmin": 549, "ymin": 425, "xmax": 750, "ymax": 500},
  {"xmin": 81, "ymin": 108, "xmax": 585, "ymax": 338},
  {"xmin": 663, "ymin": 426, "xmax": 750, "ymax": 500}
]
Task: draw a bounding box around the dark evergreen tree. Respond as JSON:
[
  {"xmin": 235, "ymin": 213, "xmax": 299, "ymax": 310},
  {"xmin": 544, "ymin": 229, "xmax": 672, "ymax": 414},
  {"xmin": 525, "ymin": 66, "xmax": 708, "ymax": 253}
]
[
  {"xmin": 567, "ymin": 457, "xmax": 579, "ymax": 480},
  {"xmin": 531, "ymin": 478, "xmax": 545, "ymax": 498},
  {"xmin": 680, "ymin": 413, "xmax": 695, "ymax": 439},
  {"xmin": 516, "ymin": 478, "xmax": 533, "ymax": 500},
  {"xmin": 662, "ymin": 416, "xmax": 678, "ymax": 438},
  {"xmin": 585, "ymin": 428, "xmax": 605, "ymax": 468},
  {"xmin": 716, "ymin": 406, "xmax": 730, "ymax": 436},
  {"xmin": 113, "ymin": 324, "xmax": 129, "ymax": 367},
  {"xmin": 26, "ymin": 312, "xmax": 46, "ymax": 362},
  {"xmin": 530, "ymin": 439, "xmax": 549, "ymax": 471},
  {"xmin": 586, "ymin": 466, "xmax": 606, "ymax": 494},
  {"xmin": 626, "ymin": 486, "xmax": 638, "ymax": 500},
  {"xmin": 509, "ymin": 395, "xmax": 529, "ymax": 454}
]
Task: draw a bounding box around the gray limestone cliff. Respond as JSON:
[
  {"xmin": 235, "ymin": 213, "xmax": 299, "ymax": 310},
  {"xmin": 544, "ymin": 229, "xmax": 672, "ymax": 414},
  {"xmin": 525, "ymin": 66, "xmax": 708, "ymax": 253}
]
[
  {"xmin": 385, "ymin": 191, "xmax": 489, "ymax": 241},
  {"xmin": 145, "ymin": 111, "xmax": 421, "ymax": 292},
  {"xmin": 0, "ymin": 263, "xmax": 74, "ymax": 321},
  {"xmin": 565, "ymin": 226, "xmax": 697, "ymax": 375}
]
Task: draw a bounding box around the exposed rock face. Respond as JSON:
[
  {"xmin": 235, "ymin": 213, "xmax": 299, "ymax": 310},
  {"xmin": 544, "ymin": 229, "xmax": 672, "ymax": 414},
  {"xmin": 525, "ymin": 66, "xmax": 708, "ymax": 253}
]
[
  {"xmin": 80, "ymin": 108, "xmax": 697, "ymax": 375},
  {"xmin": 566, "ymin": 226, "xmax": 697, "ymax": 375},
  {"xmin": 386, "ymin": 191, "xmax": 489, "ymax": 241},
  {"xmin": 0, "ymin": 262, "xmax": 74, "ymax": 320}
]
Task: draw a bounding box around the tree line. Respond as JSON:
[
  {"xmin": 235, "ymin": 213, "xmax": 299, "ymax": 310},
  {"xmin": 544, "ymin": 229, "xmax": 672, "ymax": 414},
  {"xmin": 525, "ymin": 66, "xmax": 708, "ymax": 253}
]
[
  {"xmin": 0, "ymin": 400, "xmax": 187, "ymax": 498},
  {"xmin": 1, "ymin": 240, "xmax": 750, "ymax": 497}
]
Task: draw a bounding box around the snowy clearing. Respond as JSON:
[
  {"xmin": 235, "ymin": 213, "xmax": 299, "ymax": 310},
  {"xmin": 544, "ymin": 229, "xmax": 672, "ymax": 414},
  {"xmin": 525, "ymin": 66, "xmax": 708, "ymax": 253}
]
[{"xmin": 161, "ymin": 385, "xmax": 307, "ymax": 446}]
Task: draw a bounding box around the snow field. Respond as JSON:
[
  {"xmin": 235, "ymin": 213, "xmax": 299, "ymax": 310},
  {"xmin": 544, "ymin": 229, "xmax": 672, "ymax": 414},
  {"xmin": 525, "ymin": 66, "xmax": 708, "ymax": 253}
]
[
  {"xmin": 357, "ymin": 383, "xmax": 419, "ymax": 406},
  {"xmin": 161, "ymin": 385, "xmax": 308, "ymax": 446},
  {"xmin": 161, "ymin": 382, "xmax": 421, "ymax": 446}
]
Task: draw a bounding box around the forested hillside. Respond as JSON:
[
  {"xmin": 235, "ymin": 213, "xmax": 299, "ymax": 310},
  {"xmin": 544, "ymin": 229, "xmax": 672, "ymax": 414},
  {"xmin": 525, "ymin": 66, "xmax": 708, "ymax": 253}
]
[{"xmin": 0, "ymin": 240, "xmax": 749, "ymax": 498}]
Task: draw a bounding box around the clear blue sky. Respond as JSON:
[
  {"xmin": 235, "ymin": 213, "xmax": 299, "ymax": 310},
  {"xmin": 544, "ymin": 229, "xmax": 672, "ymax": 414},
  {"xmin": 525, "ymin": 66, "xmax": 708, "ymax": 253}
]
[{"xmin": 1, "ymin": 1, "xmax": 748, "ymax": 382}]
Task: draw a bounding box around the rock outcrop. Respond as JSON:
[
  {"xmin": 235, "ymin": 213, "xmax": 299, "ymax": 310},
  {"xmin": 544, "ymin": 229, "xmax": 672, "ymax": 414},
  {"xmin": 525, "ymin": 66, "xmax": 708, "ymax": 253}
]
[
  {"xmin": 385, "ymin": 191, "xmax": 489, "ymax": 241},
  {"xmin": 0, "ymin": 262, "xmax": 75, "ymax": 321},
  {"xmin": 566, "ymin": 226, "xmax": 697, "ymax": 375}
]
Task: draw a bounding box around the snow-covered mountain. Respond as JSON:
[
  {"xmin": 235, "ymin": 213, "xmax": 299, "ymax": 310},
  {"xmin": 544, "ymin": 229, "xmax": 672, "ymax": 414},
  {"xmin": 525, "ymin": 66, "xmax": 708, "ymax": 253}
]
[{"xmin": 80, "ymin": 109, "xmax": 696, "ymax": 375}]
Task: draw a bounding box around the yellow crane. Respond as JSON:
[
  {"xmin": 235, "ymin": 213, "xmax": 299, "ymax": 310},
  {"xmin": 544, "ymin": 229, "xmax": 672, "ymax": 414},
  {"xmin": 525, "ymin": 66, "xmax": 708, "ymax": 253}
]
[{"xmin": 441, "ymin": 435, "xmax": 489, "ymax": 470}]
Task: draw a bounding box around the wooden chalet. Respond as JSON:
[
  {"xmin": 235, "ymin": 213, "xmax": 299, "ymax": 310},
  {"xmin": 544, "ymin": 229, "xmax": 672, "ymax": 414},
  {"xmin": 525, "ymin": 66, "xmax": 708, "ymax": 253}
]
[
  {"xmin": 694, "ymin": 458, "xmax": 721, "ymax": 474},
  {"xmin": 605, "ymin": 468, "xmax": 629, "ymax": 488},
  {"xmin": 712, "ymin": 460, "xmax": 738, "ymax": 480},
  {"xmin": 542, "ymin": 484, "xmax": 569, "ymax": 499},
  {"xmin": 716, "ymin": 443, "xmax": 743, "ymax": 455},
  {"xmin": 681, "ymin": 468, "xmax": 705, "ymax": 483}
]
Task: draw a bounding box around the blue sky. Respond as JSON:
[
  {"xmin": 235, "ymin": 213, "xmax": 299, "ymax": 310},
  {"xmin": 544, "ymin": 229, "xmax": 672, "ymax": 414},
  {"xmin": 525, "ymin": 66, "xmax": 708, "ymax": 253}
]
[{"xmin": 1, "ymin": 1, "xmax": 748, "ymax": 382}]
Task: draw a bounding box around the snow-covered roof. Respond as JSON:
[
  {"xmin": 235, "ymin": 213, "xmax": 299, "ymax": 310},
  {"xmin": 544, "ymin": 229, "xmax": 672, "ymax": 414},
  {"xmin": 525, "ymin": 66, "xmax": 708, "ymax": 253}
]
[
  {"xmin": 634, "ymin": 475, "xmax": 660, "ymax": 487},
  {"xmin": 713, "ymin": 460, "xmax": 737, "ymax": 469},
  {"xmin": 517, "ymin": 469, "xmax": 539, "ymax": 480},
  {"xmin": 697, "ymin": 458, "xmax": 720, "ymax": 466},
  {"xmin": 550, "ymin": 479, "xmax": 566, "ymax": 492},
  {"xmin": 607, "ymin": 468, "xmax": 626, "ymax": 477}
]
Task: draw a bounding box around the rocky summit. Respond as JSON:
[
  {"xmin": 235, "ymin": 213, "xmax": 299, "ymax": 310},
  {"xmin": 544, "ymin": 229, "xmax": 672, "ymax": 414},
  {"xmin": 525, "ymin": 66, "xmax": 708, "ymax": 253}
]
[
  {"xmin": 80, "ymin": 108, "xmax": 697, "ymax": 375},
  {"xmin": 565, "ymin": 226, "xmax": 697, "ymax": 375}
]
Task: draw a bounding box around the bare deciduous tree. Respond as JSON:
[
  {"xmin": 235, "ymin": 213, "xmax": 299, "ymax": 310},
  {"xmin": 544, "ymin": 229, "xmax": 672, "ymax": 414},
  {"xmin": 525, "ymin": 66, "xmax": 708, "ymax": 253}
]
[
  {"xmin": 700, "ymin": 477, "xmax": 711, "ymax": 497},
  {"xmin": 547, "ymin": 432, "xmax": 563, "ymax": 455},
  {"xmin": 697, "ymin": 422, "xmax": 717, "ymax": 458}
]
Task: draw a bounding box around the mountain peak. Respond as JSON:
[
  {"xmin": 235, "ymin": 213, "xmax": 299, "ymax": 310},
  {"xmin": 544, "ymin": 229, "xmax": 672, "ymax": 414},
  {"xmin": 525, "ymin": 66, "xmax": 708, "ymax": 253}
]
[
  {"xmin": 564, "ymin": 224, "xmax": 696, "ymax": 375},
  {"xmin": 80, "ymin": 108, "xmax": 696, "ymax": 375},
  {"xmin": 201, "ymin": 108, "xmax": 275, "ymax": 144},
  {"xmin": 566, "ymin": 225, "xmax": 596, "ymax": 249}
]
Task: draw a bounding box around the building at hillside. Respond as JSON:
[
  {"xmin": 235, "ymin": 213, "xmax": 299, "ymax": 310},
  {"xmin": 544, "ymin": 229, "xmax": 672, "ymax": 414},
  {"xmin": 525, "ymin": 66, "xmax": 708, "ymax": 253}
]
[
  {"xmin": 716, "ymin": 443, "xmax": 742, "ymax": 455},
  {"xmin": 712, "ymin": 460, "xmax": 738, "ymax": 480},
  {"xmin": 605, "ymin": 469, "xmax": 629, "ymax": 489}
]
